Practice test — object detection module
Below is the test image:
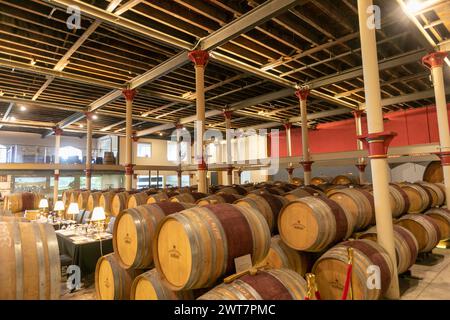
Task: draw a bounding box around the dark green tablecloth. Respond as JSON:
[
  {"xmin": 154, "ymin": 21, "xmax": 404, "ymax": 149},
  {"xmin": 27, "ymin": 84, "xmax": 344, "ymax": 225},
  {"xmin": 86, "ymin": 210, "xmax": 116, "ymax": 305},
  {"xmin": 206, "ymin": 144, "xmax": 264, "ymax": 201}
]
[{"xmin": 56, "ymin": 232, "xmax": 113, "ymax": 278}]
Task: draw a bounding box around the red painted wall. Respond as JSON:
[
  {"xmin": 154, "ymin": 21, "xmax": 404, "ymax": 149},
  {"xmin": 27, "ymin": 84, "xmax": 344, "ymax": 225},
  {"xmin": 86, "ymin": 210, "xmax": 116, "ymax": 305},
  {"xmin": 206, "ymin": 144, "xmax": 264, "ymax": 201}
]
[{"xmin": 270, "ymin": 104, "xmax": 450, "ymax": 157}]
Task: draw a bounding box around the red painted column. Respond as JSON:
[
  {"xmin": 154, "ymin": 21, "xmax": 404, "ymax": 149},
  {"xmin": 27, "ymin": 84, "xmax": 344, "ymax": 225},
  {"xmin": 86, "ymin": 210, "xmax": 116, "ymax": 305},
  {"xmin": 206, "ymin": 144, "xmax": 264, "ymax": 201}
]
[
  {"xmin": 353, "ymin": 110, "xmax": 367, "ymax": 184},
  {"xmin": 189, "ymin": 50, "xmax": 209, "ymax": 193},
  {"xmin": 176, "ymin": 123, "xmax": 183, "ymax": 188},
  {"xmin": 123, "ymin": 88, "xmax": 136, "ymax": 191},
  {"xmin": 223, "ymin": 110, "xmax": 233, "ymax": 185},
  {"xmin": 295, "ymin": 88, "xmax": 313, "ymax": 185},
  {"xmin": 53, "ymin": 127, "xmax": 62, "ymax": 202},
  {"xmin": 423, "ymin": 51, "xmax": 450, "ymax": 205},
  {"xmin": 284, "ymin": 122, "xmax": 294, "ymax": 183}
]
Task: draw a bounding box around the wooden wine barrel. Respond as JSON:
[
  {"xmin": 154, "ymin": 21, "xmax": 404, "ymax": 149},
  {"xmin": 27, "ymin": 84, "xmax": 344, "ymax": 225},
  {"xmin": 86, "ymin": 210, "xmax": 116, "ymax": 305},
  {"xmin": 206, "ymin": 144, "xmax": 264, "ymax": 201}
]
[
  {"xmin": 77, "ymin": 191, "xmax": 90, "ymax": 210},
  {"xmin": 111, "ymin": 192, "xmax": 130, "ymax": 217},
  {"xmin": 423, "ymin": 161, "xmax": 443, "ymax": 183},
  {"xmin": 0, "ymin": 221, "xmax": 60, "ymax": 299},
  {"xmin": 388, "ymin": 185, "xmax": 410, "ymax": 217},
  {"xmin": 313, "ymin": 239, "xmax": 395, "ymax": 300},
  {"xmin": 99, "ymin": 191, "xmax": 116, "ymax": 216},
  {"xmin": 113, "ymin": 202, "xmax": 195, "ymax": 269},
  {"xmin": 146, "ymin": 193, "xmax": 169, "ymax": 204},
  {"xmin": 127, "ymin": 192, "xmax": 149, "ymax": 209},
  {"xmin": 400, "ymin": 183, "xmax": 431, "ymax": 213},
  {"xmin": 416, "ymin": 182, "xmax": 445, "ymax": 207},
  {"xmin": 311, "ymin": 177, "xmax": 330, "ymax": 186},
  {"xmin": 198, "ymin": 269, "xmax": 308, "ymax": 300},
  {"xmin": 359, "ymin": 225, "xmax": 419, "ymax": 274},
  {"xmin": 264, "ymin": 235, "xmax": 310, "ymax": 276},
  {"xmin": 87, "ymin": 191, "xmax": 103, "ymax": 212},
  {"xmin": 331, "ymin": 175, "xmax": 354, "ymax": 185},
  {"xmin": 235, "ymin": 193, "xmax": 288, "ymax": 234},
  {"xmin": 327, "ymin": 188, "xmax": 374, "ymax": 231},
  {"xmin": 154, "ymin": 203, "xmax": 271, "ymax": 290},
  {"xmin": 217, "ymin": 186, "xmax": 248, "ymax": 196},
  {"xmin": 0, "ymin": 216, "xmax": 27, "ymax": 222},
  {"xmin": 292, "ymin": 177, "xmax": 303, "ymax": 186},
  {"xmin": 425, "ymin": 208, "xmax": 450, "ymax": 240},
  {"xmin": 69, "ymin": 190, "xmax": 82, "ymax": 204},
  {"xmin": 3, "ymin": 192, "xmax": 41, "ymax": 213},
  {"xmin": 435, "ymin": 182, "xmax": 446, "ymax": 195},
  {"xmin": 95, "ymin": 253, "xmax": 143, "ymax": 300},
  {"xmin": 131, "ymin": 269, "xmax": 194, "ymax": 300},
  {"xmin": 284, "ymin": 188, "xmax": 313, "ymax": 201},
  {"xmin": 396, "ymin": 214, "xmax": 441, "ymax": 253},
  {"xmin": 170, "ymin": 192, "xmax": 207, "ymax": 204},
  {"xmin": 262, "ymin": 186, "xmax": 286, "ymax": 195},
  {"xmin": 278, "ymin": 197, "xmax": 355, "ymax": 252},
  {"xmin": 104, "ymin": 152, "xmax": 116, "ymax": 165},
  {"xmin": 197, "ymin": 194, "xmax": 242, "ymax": 206},
  {"xmin": 61, "ymin": 190, "xmax": 72, "ymax": 206}
]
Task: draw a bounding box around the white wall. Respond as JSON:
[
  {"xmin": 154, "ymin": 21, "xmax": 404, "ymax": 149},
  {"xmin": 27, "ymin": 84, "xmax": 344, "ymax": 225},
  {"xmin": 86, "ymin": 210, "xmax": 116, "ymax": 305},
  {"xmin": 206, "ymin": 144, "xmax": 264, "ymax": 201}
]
[{"xmin": 0, "ymin": 131, "xmax": 96, "ymax": 150}]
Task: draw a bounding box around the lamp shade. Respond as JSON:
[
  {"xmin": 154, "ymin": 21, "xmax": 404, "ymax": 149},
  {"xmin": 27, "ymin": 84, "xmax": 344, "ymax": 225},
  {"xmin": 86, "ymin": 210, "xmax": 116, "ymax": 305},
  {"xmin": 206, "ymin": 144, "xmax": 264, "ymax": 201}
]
[
  {"xmin": 38, "ymin": 198, "xmax": 49, "ymax": 209},
  {"xmin": 67, "ymin": 202, "xmax": 79, "ymax": 215},
  {"xmin": 91, "ymin": 207, "xmax": 106, "ymax": 221},
  {"xmin": 54, "ymin": 200, "xmax": 65, "ymax": 211}
]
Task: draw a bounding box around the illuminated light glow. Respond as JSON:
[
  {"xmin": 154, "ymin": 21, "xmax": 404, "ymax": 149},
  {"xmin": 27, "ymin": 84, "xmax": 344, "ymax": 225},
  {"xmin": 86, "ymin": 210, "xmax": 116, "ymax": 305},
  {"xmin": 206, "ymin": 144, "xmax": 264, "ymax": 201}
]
[
  {"xmin": 20, "ymin": 105, "xmax": 27, "ymax": 111},
  {"xmin": 405, "ymin": 0, "xmax": 424, "ymax": 14},
  {"xmin": 92, "ymin": 114, "xmax": 98, "ymax": 120},
  {"xmin": 79, "ymin": 124, "xmax": 84, "ymax": 128},
  {"xmin": 9, "ymin": 116, "xmax": 16, "ymax": 122}
]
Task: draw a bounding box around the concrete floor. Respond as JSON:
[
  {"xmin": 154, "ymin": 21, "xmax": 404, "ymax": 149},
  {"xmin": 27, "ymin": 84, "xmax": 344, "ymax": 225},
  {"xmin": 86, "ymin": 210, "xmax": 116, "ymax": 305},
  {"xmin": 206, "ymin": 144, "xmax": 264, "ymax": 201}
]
[
  {"xmin": 400, "ymin": 247, "xmax": 450, "ymax": 300},
  {"xmin": 61, "ymin": 247, "xmax": 450, "ymax": 300}
]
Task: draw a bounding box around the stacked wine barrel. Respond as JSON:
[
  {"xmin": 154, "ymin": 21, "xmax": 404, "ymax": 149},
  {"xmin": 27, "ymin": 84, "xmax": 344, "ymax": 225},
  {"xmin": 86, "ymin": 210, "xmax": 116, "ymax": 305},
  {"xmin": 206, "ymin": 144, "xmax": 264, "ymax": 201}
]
[
  {"xmin": 88, "ymin": 177, "xmax": 446, "ymax": 301},
  {"xmin": 3, "ymin": 192, "xmax": 42, "ymax": 214},
  {"xmin": 0, "ymin": 220, "xmax": 61, "ymax": 299}
]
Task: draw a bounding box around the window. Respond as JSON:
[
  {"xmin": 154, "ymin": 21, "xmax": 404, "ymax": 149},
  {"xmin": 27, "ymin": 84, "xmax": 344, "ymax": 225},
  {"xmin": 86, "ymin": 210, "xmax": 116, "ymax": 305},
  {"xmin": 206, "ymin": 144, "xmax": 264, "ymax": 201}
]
[
  {"xmin": 167, "ymin": 141, "xmax": 188, "ymax": 162},
  {"xmin": 137, "ymin": 143, "xmax": 152, "ymax": 158},
  {"xmin": 0, "ymin": 144, "xmax": 7, "ymax": 163}
]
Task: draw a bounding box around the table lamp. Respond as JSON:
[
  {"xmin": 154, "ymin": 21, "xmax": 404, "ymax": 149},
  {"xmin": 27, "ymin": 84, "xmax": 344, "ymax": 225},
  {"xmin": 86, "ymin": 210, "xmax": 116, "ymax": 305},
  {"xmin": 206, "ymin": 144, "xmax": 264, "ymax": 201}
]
[
  {"xmin": 54, "ymin": 200, "xmax": 65, "ymax": 220},
  {"xmin": 67, "ymin": 202, "xmax": 79, "ymax": 223},
  {"xmin": 91, "ymin": 206, "xmax": 106, "ymax": 240},
  {"xmin": 39, "ymin": 198, "xmax": 49, "ymax": 217}
]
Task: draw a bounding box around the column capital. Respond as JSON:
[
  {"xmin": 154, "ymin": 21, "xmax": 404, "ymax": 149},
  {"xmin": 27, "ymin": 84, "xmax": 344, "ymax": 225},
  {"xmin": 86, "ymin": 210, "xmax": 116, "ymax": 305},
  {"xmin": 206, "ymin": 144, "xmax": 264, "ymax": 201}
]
[
  {"xmin": 300, "ymin": 161, "xmax": 314, "ymax": 172},
  {"xmin": 434, "ymin": 151, "xmax": 450, "ymax": 166},
  {"xmin": 357, "ymin": 131, "xmax": 397, "ymax": 159},
  {"xmin": 227, "ymin": 166, "xmax": 233, "ymax": 175},
  {"xmin": 85, "ymin": 168, "xmax": 92, "ymax": 178},
  {"xmin": 177, "ymin": 169, "xmax": 182, "ymax": 177},
  {"xmin": 122, "ymin": 89, "xmax": 137, "ymax": 101},
  {"xmin": 54, "ymin": 173, "xmax": 60, "ymax": 181},
  {"xmin": 198, "ymin": 161, "xmax": 208, "ymax": 171},
  {"xmin": 286, "ymin": 167, "xmax": 294, "ymax": 175},
  {"xmin": 223, "ymin": 110, "xmax": 233, "ymax": 120},
  {"xmin": 422, "ymin": 51, "xmax": 448, "ymax": 69},
  {"xmin": 53, "ymin": 127, "xmax": 63, "ymax": 136},
  {"xmin": 175, "ymin": 123, "xmax": 184, "ymax": 130},
  {"xmin": 295, "ymin": 88, "xmax": 310, "ymax": 101},
  {"xmin": 188, "ymin": 50, "xmax": 209, "ymax": 67},
  {"xmin": 283, "ymin": 122, "xmax": 292, "ymax": 130},
  {"xmin": 352, "ymin": 110, "xmax": 365, "ymax": 119},
  {"xmin": 355, "ymin": 163, "xmax": 367, "ymax": 173},
  {"xmin": 132, "ymin": 130, "xmax": 139, "ymax": 142},
  {"xmin": 125, "ymin": 164, "xmax": 134, "ymax": 175},
  {"xmin": 84, "ymin": 111, "xmax": 94, "ymax": 121}
]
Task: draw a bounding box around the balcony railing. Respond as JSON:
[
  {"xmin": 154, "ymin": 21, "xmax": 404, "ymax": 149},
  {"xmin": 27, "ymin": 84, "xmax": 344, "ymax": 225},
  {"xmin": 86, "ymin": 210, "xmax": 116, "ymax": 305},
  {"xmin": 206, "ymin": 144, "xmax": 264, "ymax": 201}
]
[{"xmin": 0, "ymin": 144, "xmax": 118, "ymax": 164}]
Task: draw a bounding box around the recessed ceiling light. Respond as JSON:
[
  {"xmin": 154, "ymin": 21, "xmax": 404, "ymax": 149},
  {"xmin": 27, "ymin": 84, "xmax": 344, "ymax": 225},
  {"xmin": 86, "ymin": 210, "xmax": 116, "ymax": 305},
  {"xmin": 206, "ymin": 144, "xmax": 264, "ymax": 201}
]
[
  {"xmin": 79, "ymin": 124, "xmax": 84, "ymax": 128},
  {"xmin": 20, "ymin": 105, "xmax": 27, "ymax": 111},
  {"xmin": 405, "ymin": 0, "xmax": 422, "ymax": 14},
  {"xmin": 10, "ymin": 116, "xmax": 16, "ymax": 121},
  {"xmin": 30, "ymin": 59, "xmax": 36, "ymax": 66},
  {"xmin": 92, "ymin": 114, "xmax": 98, "ymax": 120},
  {"xmin": 0, "ymin": 91, "xmax": 4, "ymax": 96},
  {"xmin": 159, "ymin": 132, "xmax": 163, "ymax": 136}
]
